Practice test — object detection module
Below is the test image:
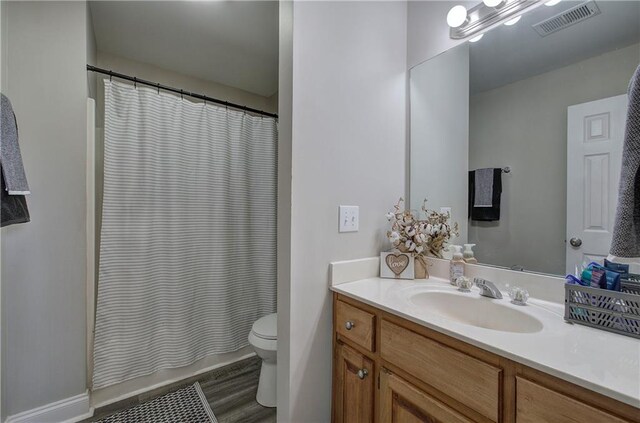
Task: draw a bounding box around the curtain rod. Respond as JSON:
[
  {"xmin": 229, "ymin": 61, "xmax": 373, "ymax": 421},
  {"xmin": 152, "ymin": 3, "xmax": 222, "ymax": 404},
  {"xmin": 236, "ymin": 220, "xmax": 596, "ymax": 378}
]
[{"xmin": 86, "ymin": 65, "xmax": 278, "ymax": 119}]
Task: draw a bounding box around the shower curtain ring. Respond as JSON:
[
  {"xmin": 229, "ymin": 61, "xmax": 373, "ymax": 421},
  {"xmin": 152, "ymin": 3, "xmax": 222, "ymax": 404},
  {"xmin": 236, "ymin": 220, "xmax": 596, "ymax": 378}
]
[
  {"xmin": 203, "ymin": 94, "xmax": 206, "ymax": 105},
  {"xmin": 180, "ymin": 89, "xmax": 183, "ymax": 100},
  {"xmin": 157, "ymin": 83, "xmax": 160, "ymax": 94},
  {"xmin": 109, "ymin": 70, "xmax": 112, "ymax": 82},
  {"xmin": 134, "ymin": 77, "xmax": 137, "ymax": 88}
]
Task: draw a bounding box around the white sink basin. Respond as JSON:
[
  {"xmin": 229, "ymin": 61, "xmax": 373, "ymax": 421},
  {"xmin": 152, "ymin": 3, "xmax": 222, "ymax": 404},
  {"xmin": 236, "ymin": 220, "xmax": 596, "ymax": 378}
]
[{"xmin": 408, "ymin": 291, "xmax": 543, "ymax": 333}]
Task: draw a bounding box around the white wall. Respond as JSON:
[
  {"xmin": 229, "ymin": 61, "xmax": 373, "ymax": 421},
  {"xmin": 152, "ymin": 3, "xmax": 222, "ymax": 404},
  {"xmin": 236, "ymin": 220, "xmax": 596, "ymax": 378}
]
[
  {"xmin": 410, "ymin": 44, "xmax": 469, "ymax": 244},
  {"xmin": 469, "ymin": 43, "xmax": 640, "ymax": 274},
  {"xmin": 276, "ymin": 1, "xmax": 293, "ymax": 420},
  {"xmin": 1, "ymin": 1, "xmax": 88, "ymax": 417},
  {"xmin": 283, "ymin": 2, "xmax": 407, "ymax": 421}
]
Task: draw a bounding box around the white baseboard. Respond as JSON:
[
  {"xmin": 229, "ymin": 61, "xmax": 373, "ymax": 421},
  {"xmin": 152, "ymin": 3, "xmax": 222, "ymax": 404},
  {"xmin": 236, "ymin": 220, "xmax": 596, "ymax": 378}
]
[{"xmin": 5, "ymin": 391, "xmax": 93, "ymax": 423}]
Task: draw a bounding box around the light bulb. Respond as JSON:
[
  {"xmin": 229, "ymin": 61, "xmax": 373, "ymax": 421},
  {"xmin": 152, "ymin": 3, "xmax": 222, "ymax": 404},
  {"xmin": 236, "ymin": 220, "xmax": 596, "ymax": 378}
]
[
  {"xmin": 483, "ymin": 0, "xmax": 505, "ymax": 7},
  {"xmin": 545, "ymin": 0, "xmax": 561, "ymax": 5},
  {"xmin": 469, "ymin": 34, "xmax": 484, "ymax": 42},
  {"xmin": 504, "ymin": 15, "xmax": 522, "ymax": 26},
  {"xmin": 447, "ymin": 5, "xmax": 469, "ymax": 28}
]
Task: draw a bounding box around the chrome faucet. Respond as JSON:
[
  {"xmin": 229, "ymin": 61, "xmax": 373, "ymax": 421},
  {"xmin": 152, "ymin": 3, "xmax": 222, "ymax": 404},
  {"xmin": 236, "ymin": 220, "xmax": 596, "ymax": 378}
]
[{"xmin": 474, "ymin": 278, "xmax": 503, "ymax": 299}]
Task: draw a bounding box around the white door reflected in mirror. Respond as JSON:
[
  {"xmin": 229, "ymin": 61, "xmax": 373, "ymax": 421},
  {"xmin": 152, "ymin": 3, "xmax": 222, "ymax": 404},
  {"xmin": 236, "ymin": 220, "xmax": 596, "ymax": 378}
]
[{"xmin": 566, "ymin": 95, "xmax": 627, "ymax": 275}]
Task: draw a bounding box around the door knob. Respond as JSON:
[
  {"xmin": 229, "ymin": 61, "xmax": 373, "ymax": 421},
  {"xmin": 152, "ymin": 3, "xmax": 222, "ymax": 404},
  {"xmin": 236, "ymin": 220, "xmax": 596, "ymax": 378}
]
[
  {"xmin": 570, "ymin": 237, "xmax": 583, "ymax": 247},
  {"xmin": 357, "ymin": 369, "xmax": 369, "ymax": 380},
  {"xmin": 345, "ymin": 321, "xmax": 355, "ymax": 330}
]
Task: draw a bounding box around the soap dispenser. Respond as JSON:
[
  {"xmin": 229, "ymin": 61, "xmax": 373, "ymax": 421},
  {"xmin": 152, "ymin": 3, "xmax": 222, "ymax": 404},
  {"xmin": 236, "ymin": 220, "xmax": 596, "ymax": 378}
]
[
  {"xmin": 449, "ymin": 245, "xmax": 465, "ymax": 286},
  {"xmin": 463, "ymin": 244, "xmax": 478, "ymax": 264}
]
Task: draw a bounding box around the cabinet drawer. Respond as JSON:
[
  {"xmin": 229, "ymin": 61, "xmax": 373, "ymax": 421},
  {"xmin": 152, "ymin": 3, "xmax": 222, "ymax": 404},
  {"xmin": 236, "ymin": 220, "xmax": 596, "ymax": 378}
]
[
  {"xmin": 380, "ymin": 319, "xmax": 501, "ymax": 422},
  {"xmin": 335, "ymin": 300, "xmax": 375, "ymax": 352},
  {"xmin": 516, "ymin": 377, "xmax": 629, "ymax": 423}
]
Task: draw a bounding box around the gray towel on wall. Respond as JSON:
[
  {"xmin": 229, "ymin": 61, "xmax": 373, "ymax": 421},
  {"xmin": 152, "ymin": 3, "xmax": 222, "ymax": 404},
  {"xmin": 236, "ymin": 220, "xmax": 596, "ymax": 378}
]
[
  {"xmin": 469, "ymin": 169, "xmax": 502, "ymax": 221},
  {"xmin": 474, "ymin": 168, "xmax": 494, "ymax": 207},
  {"xmin": 610, "ymin": 65, "xmax": 640, "ymax": 258},
  {"xmin": 1, "ymin": 93, "xmax": 30, "ymax": 194}
]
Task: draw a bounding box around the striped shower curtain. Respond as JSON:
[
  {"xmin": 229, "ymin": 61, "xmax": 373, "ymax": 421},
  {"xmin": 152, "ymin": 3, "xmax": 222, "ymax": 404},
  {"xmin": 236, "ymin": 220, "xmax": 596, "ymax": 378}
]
[{"xmin": 92, "ymin": 80, "xmax": 277, "ymax": 389}]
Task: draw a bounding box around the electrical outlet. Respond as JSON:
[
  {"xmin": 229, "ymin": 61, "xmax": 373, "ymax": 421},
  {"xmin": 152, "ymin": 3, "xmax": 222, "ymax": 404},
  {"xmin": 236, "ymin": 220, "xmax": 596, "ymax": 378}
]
[{"xmin": 339, "ymin": 206, "xmax": 359, "ymax": 233}]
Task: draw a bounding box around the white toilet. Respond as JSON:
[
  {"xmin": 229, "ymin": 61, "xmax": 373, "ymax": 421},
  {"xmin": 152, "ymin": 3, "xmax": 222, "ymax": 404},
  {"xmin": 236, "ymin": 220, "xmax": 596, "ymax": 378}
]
[{"xmin": 248, "ymin": 313, "xmax": 277, "ymax": 407}]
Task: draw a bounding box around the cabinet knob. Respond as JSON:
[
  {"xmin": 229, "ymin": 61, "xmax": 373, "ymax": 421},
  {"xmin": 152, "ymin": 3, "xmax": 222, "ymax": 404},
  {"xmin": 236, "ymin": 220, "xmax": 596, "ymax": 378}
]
[
  {"xmin": 357, "ymin": 369, "xmax": 369, "ymax": 380},
  {"xmin": 345, "ymin": 321, "xmax": 355, "ymax": 330}
]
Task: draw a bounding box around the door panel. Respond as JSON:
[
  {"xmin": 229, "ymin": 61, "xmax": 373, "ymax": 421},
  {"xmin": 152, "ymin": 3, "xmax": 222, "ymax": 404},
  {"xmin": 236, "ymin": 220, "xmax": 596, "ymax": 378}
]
[
  {"xmin": 334, "ymin": 342, "xmax": 374, "ymax": 423},
  {"xmin": 516, "ymin": 377, "xmax": 628, "ymax": 423},
  {"xmin": 379, "ymin": 370, "xmax": 475, "ymax": 423}
]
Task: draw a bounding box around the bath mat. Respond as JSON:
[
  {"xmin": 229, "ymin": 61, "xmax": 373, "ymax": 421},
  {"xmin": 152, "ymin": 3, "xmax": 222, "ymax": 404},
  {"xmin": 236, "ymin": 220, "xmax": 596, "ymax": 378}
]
[{"xmin": 96, "ymin": 382, "xmax": 217, "ymax": 423}]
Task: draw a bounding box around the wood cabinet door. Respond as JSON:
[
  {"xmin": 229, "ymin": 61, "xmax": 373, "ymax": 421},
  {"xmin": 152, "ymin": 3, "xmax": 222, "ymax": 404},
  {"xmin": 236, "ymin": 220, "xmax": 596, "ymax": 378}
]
[
  {"xmin": 379, "ymin": 369, "xmax": 475, "ymax": 423},
  {"xmin": 334, "ymin": 342, "xmax": 375, "ymax": 423},
  {"xmin": 516, "ymin": 377, "xmax": 631, "ymax": 423}
]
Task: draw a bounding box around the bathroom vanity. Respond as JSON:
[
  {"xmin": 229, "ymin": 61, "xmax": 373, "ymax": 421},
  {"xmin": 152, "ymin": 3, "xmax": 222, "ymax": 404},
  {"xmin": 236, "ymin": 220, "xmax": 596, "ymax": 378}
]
[{"xmin": 330, "ymin": 263, "xmax": 640, "ymax": 423}]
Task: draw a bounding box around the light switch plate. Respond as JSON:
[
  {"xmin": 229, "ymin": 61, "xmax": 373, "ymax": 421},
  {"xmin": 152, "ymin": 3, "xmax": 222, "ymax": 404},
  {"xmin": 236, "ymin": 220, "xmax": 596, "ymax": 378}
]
[{"xmin": 339, "ymin": 205, "xmax": 359, "ymax": 233}]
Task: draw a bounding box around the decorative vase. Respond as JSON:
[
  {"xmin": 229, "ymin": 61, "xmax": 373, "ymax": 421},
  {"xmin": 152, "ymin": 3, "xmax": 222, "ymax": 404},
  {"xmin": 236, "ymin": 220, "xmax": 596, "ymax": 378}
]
[{"xmin": 414, "ymin": 255, "xmax": 429, "ymax": 279}]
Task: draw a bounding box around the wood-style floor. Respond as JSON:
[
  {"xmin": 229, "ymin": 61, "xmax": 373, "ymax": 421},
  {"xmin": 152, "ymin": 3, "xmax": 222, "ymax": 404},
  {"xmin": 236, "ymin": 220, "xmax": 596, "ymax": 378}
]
[{"xmin": 87, "ymin": 356, "xmax": 276, "ymax": 423}]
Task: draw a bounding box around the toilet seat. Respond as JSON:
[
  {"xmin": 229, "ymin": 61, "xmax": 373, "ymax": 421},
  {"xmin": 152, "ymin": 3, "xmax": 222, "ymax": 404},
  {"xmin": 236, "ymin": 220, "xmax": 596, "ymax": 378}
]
[{"xmin": 251, "ymin": 313, "xmax": 277, "ymax": 340}]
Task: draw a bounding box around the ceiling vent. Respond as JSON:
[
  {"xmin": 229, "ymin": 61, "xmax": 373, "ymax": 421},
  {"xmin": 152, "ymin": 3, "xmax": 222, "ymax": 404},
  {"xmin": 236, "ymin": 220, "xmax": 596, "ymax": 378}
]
[{"xmin": 532, "ymin": 1, "xmax": 601, "ymax": 37}]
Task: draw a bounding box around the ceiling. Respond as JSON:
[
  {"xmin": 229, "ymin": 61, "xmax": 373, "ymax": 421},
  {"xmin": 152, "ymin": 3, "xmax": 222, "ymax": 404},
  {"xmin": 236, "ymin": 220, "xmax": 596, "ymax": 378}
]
[
  {"xmin": 89, "ymin": 1, "xmax": 279, "ymax": 97},
  {"xmin": 470, "ymin": 0, "xmax": 640, "ymax": 94}
]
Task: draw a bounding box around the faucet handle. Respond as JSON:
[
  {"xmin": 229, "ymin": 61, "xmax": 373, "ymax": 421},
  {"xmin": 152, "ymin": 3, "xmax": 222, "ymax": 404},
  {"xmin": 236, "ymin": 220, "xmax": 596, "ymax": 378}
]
[{"xmin": 508, "ymin": 287, "xmax": 529, "ymax": 305}]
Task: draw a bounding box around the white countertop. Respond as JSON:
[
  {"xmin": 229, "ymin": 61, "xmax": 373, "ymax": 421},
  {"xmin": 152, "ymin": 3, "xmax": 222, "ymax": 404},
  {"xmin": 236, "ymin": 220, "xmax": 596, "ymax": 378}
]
[{"xmin": 331, "ymin": 276, "xmax": 640, "ymax": 408}]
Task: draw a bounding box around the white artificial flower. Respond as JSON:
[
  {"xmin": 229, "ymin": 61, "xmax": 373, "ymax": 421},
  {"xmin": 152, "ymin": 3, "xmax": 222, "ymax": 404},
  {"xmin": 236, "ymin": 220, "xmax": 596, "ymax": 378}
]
[
  {"xmin": 385, "ymin": 212, "xmax": 395, "ymax": 221},
  {"xmin": 406, "ymin": 227, "xmax": 416, "ymax": 237},
  {"xmin": 388, "ymin": 231, "xmax": 400, "ymax": 243},
  {"xmin": 416, "ymin": 245, "xmax": 424, "ymax": 254},
  {"xmin": 405, "ymin": 240, "xmax": 416, "ymax": 251}
]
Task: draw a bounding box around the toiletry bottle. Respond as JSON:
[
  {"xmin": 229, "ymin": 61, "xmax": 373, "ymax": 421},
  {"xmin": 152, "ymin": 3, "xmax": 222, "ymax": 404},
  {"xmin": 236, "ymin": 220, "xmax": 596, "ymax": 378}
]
[
  {"xmin": 450, "ymin": 245, "xmax": 465, "ymax": 285},
  {"xmin": 463, "ymin": 244, "xmax": 478, "ymax": 264}
]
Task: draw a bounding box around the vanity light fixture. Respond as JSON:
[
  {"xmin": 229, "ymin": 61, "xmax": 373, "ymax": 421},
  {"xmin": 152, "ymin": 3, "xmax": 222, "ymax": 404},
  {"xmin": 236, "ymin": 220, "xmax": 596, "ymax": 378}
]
[
  {"xmin": 449, "ymin": 0, "xmax": 543, "ymax": 39},
  {"xmin": 483, "ymin": 0, "xmax": 506, "ymax": 8},
  {"xmin": 447, "ymin": 5, "xmax": 470, "ymax": 28},
  {"xmin": 504, "ymin": 15, "xmax": 522, "ymax": 25},
  {"xmin": 469, "ymin": 34, "xmax": 485, "ymax": 42}
]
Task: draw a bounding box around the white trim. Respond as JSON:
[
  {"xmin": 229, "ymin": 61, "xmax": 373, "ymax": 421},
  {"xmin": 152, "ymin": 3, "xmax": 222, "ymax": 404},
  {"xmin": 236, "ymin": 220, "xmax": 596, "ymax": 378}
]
[
  {"xmin": 331, "ymin": 257, "xmax": 565, "ymax": 304},
  {"xmin": 329, "ymin": 257, "xmax": 380, "ymax": 286},
  {"xmin": 6, "ymin": 191, "xmax": 30, "ymax": 195},
  {"xmin": 86, "ymin": 98, "xmax": 96, "ymax": 388},
  {"xmin": 5, "ymin": 391, "xmax": 93, "ymax": 423}
]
